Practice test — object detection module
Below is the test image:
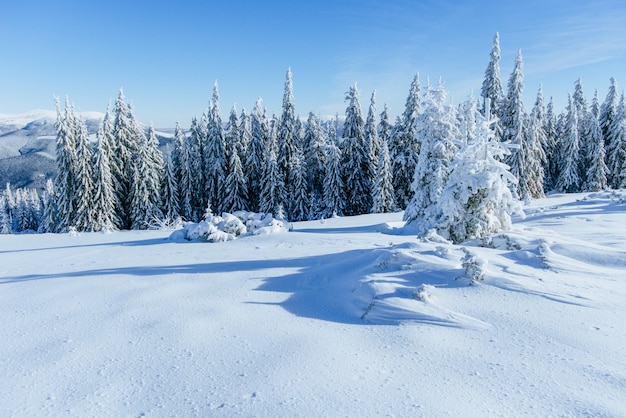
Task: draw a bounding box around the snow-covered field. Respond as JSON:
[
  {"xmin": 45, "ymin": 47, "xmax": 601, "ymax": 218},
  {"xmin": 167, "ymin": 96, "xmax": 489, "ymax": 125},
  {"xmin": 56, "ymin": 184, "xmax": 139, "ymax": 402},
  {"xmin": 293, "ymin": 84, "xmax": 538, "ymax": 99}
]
[{"xmin": 1, "ymin": 192, "xmax": 625, "ymax": 417}]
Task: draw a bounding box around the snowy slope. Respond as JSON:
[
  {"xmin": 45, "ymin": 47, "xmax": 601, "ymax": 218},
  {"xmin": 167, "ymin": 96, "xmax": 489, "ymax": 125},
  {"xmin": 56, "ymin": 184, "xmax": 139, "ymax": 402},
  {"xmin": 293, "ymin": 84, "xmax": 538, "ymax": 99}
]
[{"xmin": 1, "ymin": 192, "xmax": 625, "ymax": 416}]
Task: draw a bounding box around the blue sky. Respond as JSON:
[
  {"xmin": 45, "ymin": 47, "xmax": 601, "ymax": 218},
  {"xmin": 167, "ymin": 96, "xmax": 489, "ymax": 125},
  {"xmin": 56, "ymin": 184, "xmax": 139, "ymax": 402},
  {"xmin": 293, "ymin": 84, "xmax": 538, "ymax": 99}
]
[{"xmin": 1, "ymin": 0, "xmax": 625, "ymax": 127}]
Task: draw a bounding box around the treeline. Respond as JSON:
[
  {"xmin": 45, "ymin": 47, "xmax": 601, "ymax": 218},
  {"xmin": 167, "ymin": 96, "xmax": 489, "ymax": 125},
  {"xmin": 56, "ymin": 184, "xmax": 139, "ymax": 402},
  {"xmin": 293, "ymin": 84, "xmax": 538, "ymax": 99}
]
[{"xmin": 1, "ymin": 33, "xmax": 625, "ymax": 238}]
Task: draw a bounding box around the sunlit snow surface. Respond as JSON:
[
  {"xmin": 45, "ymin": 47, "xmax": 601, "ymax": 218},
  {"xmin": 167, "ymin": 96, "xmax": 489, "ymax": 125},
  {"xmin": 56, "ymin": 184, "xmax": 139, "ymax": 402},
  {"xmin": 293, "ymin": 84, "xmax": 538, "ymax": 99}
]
[{"xmin": 1, "ymin": 192, "xmax": 625, "ymax": 416}]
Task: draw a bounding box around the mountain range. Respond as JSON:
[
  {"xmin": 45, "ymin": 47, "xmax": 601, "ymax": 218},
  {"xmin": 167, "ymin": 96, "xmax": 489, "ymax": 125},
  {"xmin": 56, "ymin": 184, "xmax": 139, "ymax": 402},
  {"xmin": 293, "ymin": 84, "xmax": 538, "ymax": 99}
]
[{"xmin": 0, "ymin": 110, "xmax": 173, "ymax": 190}]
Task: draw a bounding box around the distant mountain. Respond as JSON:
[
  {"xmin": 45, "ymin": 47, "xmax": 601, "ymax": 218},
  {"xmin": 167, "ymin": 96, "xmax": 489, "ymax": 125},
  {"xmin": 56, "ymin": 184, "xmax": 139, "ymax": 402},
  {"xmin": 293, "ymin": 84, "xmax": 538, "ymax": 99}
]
[{"xmin": 0, "ymin": 110, "xmax": 174, "ymax": 190}]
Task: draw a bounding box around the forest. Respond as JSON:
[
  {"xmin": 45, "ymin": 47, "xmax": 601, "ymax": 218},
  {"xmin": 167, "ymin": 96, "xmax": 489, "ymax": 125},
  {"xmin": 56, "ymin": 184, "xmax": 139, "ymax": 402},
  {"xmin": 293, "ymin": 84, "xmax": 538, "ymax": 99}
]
[{"xmin": 1, "ymin": 33, "xmax": 624, "ymax": 243}]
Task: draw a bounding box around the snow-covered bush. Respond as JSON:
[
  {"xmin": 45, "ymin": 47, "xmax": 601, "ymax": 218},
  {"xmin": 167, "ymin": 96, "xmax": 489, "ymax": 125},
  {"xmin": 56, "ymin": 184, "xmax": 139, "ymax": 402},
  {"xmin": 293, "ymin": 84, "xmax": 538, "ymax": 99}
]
[{"xmin": 170, "ymin": 211, "xmax": 291, "ymax": 242}]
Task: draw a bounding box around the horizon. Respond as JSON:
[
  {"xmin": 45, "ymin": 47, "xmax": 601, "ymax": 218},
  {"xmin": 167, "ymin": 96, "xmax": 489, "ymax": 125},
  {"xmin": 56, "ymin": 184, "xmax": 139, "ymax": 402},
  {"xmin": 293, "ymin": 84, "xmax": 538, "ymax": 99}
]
[{"xmin": 1, "ymin": 0, "xmax": 625, "ymax": 128}]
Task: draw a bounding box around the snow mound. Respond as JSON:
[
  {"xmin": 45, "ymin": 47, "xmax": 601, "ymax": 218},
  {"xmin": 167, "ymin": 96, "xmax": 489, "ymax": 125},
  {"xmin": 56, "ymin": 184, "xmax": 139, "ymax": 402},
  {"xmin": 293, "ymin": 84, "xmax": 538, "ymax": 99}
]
[{"xmin": 170, "ymin": 211, "xmax": 291, "ymax": 242}]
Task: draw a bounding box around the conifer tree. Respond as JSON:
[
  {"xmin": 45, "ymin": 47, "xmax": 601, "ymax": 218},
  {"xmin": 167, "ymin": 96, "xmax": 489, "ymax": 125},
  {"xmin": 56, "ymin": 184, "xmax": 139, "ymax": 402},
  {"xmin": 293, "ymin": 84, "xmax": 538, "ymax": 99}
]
[
  {"xmin": 557, "ymin": 95, "xmax": 582, "ymax": 192},
  {"xmin": 371, "ymin": 134, "xmax": 396, "ymax": 213},
  {"xmin": 365, "ymin": 90, "xmax": 380, "ymax": 179},
  {"xmin": 277, "ymin": 68, "xmax": 300, "ymax": 205},
  {"xmin": 606, "ymin": 94, "xmax": 626, "ymax": 188},
  {"xmin": 390, "ymin": 74, "xmax": 421, "ymax": 208},
  {"xmin": 189, "ymin": 115, "xmax": 207, "ymax": 219},
  {"xmin": 542, "ymin": 97, "xmax": 558, "ymax": 190},
  {"xmin": 526, "ymin": 88, "xmax": 547, "ymax": 198},
  {"xmin": 161, "ymin": 147, "xmax": 180, "ymax": 221},
  {"xmin": 55, "ymin": 97, "xmax": 82, "ymax": 231},
  {"xmin": 481, "ymin": 32, "xmax": 505, "ymax": 120},
  {"xmin": 259, "ymin": 125, "xmax": 283, "ymax": 216},
  {"xmin": 222, "ymin": 105, "xmax": 248, "ymax": 213},
  {"xmin": 436, "ymin": 106, "xmax": 521, "ymax": 243},
  {"xmin": 246, "ymin": 99, "xmax": 268, "ymax": 212},
  {"xmin": 0, "ymin": 195, "xmax": 11, "ymax": 234},
  {"xmin": 583, "ymin": 104, "xmax": 608, "ymax": 191},
  {"xmin": 404, "ymin": 81, "xmax": 459, "ymax": 230},
  {"xmin": 341, "ymin": 83, "xmax": 371, "ymax": 215},
  {"xmin": 600, "ymin": 77, "xmax": 619, "ymax": 186},
  {"xmin": 287, "ymin": 150, "xmax": 309, "ymax": 221},
  {"xmin": 323, "ymin": 140, "xmax": 344, "ymax": 217},
  {"xmin": 303, "ymin": 112, "xmax": 327, "ymax": 215},
  {"xmin": 501, "ymin": 50, "xmax": 540, "ymax": 200},
  {"xmin": 91, "ymin": 122, "xmax": 117, "ymax": 231},
  {"xmin": 205, "ymin": 82, "xmax": 226, "ymax": 213},
  {"xmin": 174, "ymin": 122, "xmax": 194, "ymax": 220},
  {"xmin": 73, "ymin": 118, "xmax": 95, "ymax": 231},
  {"xmin": 39, "ymin": 179, "xmax": 58, "ymax": 233}
]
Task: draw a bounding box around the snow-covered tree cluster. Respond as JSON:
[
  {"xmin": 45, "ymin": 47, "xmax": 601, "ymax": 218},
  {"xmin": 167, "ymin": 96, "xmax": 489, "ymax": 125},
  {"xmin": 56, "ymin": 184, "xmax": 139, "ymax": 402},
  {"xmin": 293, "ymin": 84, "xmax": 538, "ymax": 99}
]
[{"xmin": 2, "ymin": 34, "xmax": 625, "ymax": 243}]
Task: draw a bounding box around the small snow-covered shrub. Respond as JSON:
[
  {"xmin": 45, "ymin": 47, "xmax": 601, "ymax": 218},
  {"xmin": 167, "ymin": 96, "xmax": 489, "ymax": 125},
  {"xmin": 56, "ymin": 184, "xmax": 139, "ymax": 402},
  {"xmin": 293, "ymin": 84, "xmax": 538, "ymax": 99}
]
[
  {"xmin": 169, "ymin": 211, "xmax": 290, "ymax": 242},
  {"xmin": 459, "ymin": 247, "xmax": 487, "ymax": 284}
]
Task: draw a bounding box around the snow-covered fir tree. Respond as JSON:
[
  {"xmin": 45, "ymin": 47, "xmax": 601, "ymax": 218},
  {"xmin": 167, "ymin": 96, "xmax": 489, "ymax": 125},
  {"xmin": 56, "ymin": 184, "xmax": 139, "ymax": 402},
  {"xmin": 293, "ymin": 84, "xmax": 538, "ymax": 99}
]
[
  {"xmin": 173, "ymin": 121, "xmax": 194, "ymax": 221},
  {"xmin": 365, "ymin": 90, "xmax": 380, "ymax": 180},
  {"xmin": 501, "ymin": 50, "xmax": 542, "ymax": 200},
  {"xmin": 160, "ymin": 146, "xmax": 180, "ymax": 221},
  {"xmin": 436, "ymin": 105, "xmax": 522, "ymax": 243},
  {"xmin": 222, "ymin": 105, "xmax": 248, "ymax": 213},
  {"xmin": 277, "ymin": 68, "xmax": 300, "ymax": 211},
  {"xmin": 129, "ymin": 124, "xmax": 163, "ymax": 230},
  {"xmin": 341, "ymin": 83, "xmax": 372, "ymax": 216},
  {"xmin": 287, "ymin": 149, "xmax": 309, "ymax": 221},
  {"xmin": 481, "ymin": 32, "xmax": 505, "ymax": 121},
  {"xmin": 0, "ymin": 195, "xmax": 11, "ymax": 234},
  {"xmin": 606, "ymin": 93, "xmax": 626, "ymax": 188},
  {"xmin": 583, "ymin": 101, "xmax": 608, "ymax": 191},
  {"xmin": 91, "ymin": 121, "xmax": 118, "ymax": 232},
  {"xmin": 189, "ymin": 115, "xmax": 207, "ymax": 220},
  {"xmin": 259, "ymin": 124, "xmax": 284, "ymax": 217},
  {"xmin": 557, "ymin": 95, "xmax": 582, "ymax": 192},
  {"xmin": 403, "ymin": 81, "xmax": 460, "ymax": 232},
  {"xmin": 246, "ymin": 100, "xmax": 268, "ymax": 212},
  {"xmin": 323, "ymin": 140, "xmax": 345, "ymax": 217},
  {"xmin": 543, "ymin": 97, "xmax": 559, "ymax": 190},
  {"xmin": 390, "ymin": 74, "xmax": 421, "ymax": 209},
  {"xmin": 205, "ymin": 82, "xmax": 226, "ymax": 214},
  {"xmin": 600, "ymin": 77, "xmax": 620, "ymax": 187},
  {"xmin": 371, "ymin": 131, "xmax": 395, "ymax": 214},
  {"xmin": 39, "ymin": 179, "xmax": 58, "ymax": 233},
  {"xmin": 73, "ymin": 118, "xmax": 95, "ymax": 231},
  {"xmin": 303, "ymin": 112, "xmax": 327, "ymax": 216},
  {"xmin": 525, "ymin": 88, "xmax": 547, "ymax": 198},
  {"xmin": 54, "ymin": 97, "xmax": 78, "ymax": 231}
]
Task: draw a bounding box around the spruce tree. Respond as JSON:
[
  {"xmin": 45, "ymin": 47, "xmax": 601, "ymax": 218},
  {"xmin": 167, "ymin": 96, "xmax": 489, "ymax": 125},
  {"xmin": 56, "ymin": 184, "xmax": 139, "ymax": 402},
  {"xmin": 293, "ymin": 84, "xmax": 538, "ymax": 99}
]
[
  {"xmin": 365, "ymin": 90, "xmax": 380, "ymax": 180},
  {"xmin": 54, "ymin": 97, "xmax": 79, "ymax": 231},
  {"xmin": 600, "ymin": 78, "xmax": 619, "ymax": 186},
  {"xmin": 39, "ymin": 179, "xmax": 58, "ymax": 233},
  {"xmin": 161, "ymin": 147, "xmax": 180, "ymax": 221},
  {"xmin": 341, "ymin": 83, "xmax": 371, "ymax": 215},
  {"xmin": 246, "ymin": 99, "xmax": 268, "ymax": 212},
  {"xmin": 222, "ymin": 105, "xmax": 248, "ymax": 213},
  {"xmin": 481, "ymin": 32, "xmax": 505, "ymax": 120},
  {"xmin": 91, "ymin": 121, "xmax": 117, "ymax": 231},
  {"xmin": 287, "ymin": 149, "xmax": 309, "ymax": 221},
  {"xmin": 371, "ymin": 134, "xmax": 395, "ymax": 213},
  {"xmin": 322, "ymin": 141, "xmax": 345, "ymax": 217},
  {"xmin": 390, "ymin": 74, "xmax": 421, "ymax": 208},
  {"xmin": 404, "ymin": 81, "xmax": 459, "ymax": 230},
  {"xmin": 259, "ymin": 125, "xmax": 283, "ymax": 216},
  {"xmin": 583, "ymin": 106, "xmax": 608, "ymax": 191},
  {"xmin": 277, "ymin": 68, "xmax": 300, "ymax": 210},
  {"xmin": 303, "ymin": 112, "xmax": 327, "ymax": 216},
  {"xmin": 174, "ymin": 121, "xmax": 194, "ymax": 220},
  {"xmin": 189, "ymin": 115, "xmax": 207, "ymax": 220},
  {"xmin": 606, "ymin": 94, "xmax": 626, "ymax": 188},
  {"xmin": 557, "ymin": 95, "xmax": 582, "ymax": 192},
  {"xmin": 437, "ymin": 105, "xmax": 521, "ymax": 243},
  {"xmin": 73, "ymin": 118, "xmax": 95, "ymax": 231},
  {"xmin": 205, "ymin": 82, "xmax": 226, "ymax": 213}
]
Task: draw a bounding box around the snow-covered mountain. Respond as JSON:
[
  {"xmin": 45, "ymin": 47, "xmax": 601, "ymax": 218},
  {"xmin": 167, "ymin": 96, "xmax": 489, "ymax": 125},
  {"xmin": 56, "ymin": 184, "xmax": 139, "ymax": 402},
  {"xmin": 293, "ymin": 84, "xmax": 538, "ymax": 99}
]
[{"xmin": 0, "ymin": 110, "xmax": 173, "ymax": 189}]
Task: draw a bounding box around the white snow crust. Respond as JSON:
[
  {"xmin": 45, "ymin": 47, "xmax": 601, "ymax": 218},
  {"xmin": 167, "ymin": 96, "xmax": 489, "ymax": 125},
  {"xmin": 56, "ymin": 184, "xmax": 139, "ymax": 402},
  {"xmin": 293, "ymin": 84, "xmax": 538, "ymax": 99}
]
[{"xmin": 1, "ymin": 192, "xmax": 625, "ymax": 416}]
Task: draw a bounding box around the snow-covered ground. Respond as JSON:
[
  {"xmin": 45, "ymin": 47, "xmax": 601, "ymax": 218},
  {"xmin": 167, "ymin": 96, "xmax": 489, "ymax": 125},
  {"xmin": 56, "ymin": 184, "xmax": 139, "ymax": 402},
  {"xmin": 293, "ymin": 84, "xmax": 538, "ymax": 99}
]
[{"xmin": 1, "ymin": 192, "xmax": 625, "ymax": 417}]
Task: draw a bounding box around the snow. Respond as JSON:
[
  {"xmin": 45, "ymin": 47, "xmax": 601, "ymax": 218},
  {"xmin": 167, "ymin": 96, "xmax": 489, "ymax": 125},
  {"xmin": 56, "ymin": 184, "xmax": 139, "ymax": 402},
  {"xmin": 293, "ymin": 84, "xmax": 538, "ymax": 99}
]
[{"xmin": 1, "ymin": 192, "xmax": 626, "ymax": 416}]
